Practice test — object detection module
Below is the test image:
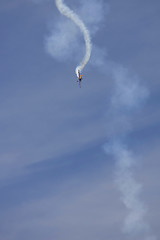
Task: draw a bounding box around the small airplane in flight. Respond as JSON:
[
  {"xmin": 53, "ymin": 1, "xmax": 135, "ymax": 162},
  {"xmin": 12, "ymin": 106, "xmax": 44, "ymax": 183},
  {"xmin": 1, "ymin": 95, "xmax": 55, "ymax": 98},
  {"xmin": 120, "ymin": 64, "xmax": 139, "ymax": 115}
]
[{"xmin": 77, "ymin": 70, "xmax": 83, "ymax": 88}]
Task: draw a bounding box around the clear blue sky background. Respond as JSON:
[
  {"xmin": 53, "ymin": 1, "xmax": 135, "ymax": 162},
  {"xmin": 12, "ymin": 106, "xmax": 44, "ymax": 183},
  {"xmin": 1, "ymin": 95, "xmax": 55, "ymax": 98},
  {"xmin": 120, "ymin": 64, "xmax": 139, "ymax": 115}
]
[{"xmin": 0, "ymin": 0, "xmax": 159, "ymax": 239}]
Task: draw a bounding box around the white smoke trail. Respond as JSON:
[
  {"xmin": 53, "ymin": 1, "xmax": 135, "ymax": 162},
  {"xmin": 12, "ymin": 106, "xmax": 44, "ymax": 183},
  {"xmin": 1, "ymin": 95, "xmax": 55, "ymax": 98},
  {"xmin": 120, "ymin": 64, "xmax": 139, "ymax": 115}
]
[
  {"xmin": 103, "ymin": 65, "xmax": 156, "ymax": 239},
  {"xmin": 106, "ymin": 142, "xmax": 148, "ymax": 233},
  {"xmin": 55, "ymin": 0, "xmax": 91, "ymax": 77},
  {"xmin": 105, "ymin": 142, "xmax": 157, "ymax": 240}
]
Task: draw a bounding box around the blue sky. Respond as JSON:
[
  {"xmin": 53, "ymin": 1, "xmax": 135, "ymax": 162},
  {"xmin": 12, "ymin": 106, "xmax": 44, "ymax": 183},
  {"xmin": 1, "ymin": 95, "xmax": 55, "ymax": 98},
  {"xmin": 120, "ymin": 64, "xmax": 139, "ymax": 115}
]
[{"xmin": 0, "ymin": 0, "xmax": 159, "ymax": 239}]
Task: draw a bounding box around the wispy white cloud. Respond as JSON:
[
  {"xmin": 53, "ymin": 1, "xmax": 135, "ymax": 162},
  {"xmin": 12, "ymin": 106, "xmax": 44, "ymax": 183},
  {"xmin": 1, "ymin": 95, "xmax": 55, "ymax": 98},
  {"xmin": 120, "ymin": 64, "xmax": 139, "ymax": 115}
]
[{"xmin": 46, "ymin": 20, "xmax": 80, "ymax": 61}]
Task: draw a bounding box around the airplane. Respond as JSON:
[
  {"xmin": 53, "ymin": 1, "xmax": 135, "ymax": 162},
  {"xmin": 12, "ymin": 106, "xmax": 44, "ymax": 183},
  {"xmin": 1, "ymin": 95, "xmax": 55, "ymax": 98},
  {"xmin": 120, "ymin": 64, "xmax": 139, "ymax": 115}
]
[{"xmin": 77, "ymin": 70, "xmax": 83, "ymax": 88}]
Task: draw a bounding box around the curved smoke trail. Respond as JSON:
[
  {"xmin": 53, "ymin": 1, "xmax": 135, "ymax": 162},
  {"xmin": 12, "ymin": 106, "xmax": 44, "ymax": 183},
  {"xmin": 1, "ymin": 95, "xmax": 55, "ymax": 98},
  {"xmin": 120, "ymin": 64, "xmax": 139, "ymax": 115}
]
[{"xmin": 55, "ymin": 0, "xmax": 91, "ymax": 77}]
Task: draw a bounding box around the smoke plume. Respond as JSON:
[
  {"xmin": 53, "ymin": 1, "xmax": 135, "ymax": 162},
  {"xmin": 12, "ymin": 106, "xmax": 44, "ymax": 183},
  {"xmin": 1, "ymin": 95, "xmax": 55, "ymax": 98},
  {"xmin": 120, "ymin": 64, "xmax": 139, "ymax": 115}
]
[
  {"xmin": 55, "ymin": 0, "xmax": 91, "ymax": 77},
  {"xmin": 103, "ymin": 65, "xmax": 156, "ymax": 240}
]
